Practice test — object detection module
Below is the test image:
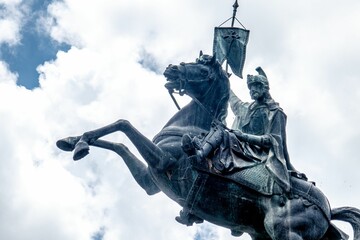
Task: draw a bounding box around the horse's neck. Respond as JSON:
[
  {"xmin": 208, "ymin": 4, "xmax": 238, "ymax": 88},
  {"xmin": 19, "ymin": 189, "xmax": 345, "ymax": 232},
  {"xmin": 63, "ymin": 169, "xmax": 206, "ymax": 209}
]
[
  {"xmin": 163, "ymin": 88, "xmax": 229, "ymax": 132},
  {"xmin": 166, "ymin": 102, "xmax": 211, "ymax": 129},
  {"xmin": 199, "ymin": 87, "xmax": 229, "ymax": 122}
]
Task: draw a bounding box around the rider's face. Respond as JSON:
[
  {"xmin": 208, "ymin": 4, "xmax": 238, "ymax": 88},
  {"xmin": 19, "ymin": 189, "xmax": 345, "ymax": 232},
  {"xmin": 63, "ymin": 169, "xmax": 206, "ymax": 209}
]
[{"xmin": 249, "ymin": 83, "xmax": 266, "ymax": 101}]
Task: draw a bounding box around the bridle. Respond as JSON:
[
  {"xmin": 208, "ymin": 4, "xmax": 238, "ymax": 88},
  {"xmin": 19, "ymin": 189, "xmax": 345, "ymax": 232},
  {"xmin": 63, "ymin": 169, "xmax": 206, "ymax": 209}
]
[
  {"xmin": 168, "ymin": 62, "xmax": 214, "ymax": 109},
  {"xmin": 167, "ymin": 62, "xmax": 229, "ymax": 130}
]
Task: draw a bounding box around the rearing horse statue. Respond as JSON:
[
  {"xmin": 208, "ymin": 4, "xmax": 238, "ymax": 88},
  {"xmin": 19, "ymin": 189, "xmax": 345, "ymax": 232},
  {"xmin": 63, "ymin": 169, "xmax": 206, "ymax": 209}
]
[{"xmin": 57, "ymin": 53, "xmax": 360, "ymax": 240}]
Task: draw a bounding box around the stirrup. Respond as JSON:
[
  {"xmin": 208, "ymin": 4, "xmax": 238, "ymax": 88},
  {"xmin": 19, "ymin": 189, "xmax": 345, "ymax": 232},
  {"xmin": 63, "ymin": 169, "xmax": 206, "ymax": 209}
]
[{"xmin": 73, "ymin": 140, "xmax": 90, "ymax": 161}]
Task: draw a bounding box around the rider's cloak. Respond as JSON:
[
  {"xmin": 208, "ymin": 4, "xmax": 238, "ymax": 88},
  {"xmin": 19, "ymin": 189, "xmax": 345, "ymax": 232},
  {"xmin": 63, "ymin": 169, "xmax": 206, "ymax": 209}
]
[{"xmin": 220, "ymin": 92, "xmax": 291, "ymax": 192}]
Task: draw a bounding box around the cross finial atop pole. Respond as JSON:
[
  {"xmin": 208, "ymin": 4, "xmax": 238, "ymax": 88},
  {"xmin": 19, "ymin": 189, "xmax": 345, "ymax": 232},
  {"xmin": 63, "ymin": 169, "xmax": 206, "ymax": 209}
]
[{"xmin": 231, "ymin": 0, "xmax": 239, "ymax": 27}]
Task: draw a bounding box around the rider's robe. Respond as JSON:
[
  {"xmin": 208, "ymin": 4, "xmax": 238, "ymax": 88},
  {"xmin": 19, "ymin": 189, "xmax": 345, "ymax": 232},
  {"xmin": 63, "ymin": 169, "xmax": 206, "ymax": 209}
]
[{"xmin": 218, "ymin": 92, "xmax": 291, "ymax": 192}]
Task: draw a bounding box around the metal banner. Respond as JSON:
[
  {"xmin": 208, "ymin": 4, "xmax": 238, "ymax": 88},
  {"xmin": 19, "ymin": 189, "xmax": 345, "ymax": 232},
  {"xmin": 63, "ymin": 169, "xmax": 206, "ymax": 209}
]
[{"xmin": 213, "ymin": 27, "xmax": 250, "ymax": 78}]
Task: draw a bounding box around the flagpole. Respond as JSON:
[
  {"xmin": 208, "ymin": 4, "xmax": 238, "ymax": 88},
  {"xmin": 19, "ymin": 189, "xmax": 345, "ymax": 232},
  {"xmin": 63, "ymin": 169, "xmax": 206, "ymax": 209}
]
[{"xmin": 226, "ymin": 0, "xmax": 239, "ymax": 75}]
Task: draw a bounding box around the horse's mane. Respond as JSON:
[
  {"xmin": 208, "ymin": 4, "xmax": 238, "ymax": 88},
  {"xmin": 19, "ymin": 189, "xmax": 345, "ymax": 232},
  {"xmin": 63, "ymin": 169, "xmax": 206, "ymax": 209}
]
[{"xmin": 203, "ymin": 57, "xmax": 230, "ymax": 124}]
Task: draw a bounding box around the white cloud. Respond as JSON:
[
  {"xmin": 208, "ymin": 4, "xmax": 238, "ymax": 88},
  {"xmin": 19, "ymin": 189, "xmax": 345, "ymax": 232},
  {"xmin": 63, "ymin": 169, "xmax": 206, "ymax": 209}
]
[
  {"xmin": 0, "ymin": 1, "xmax": 23, "ymax": 45},
  {"xmin": 0, "ymin": 61, "xmax": 17, "ymax": 83},
  {"xmin": 1, "ymin": 0, "xmax": 360, "ymax": 240}
]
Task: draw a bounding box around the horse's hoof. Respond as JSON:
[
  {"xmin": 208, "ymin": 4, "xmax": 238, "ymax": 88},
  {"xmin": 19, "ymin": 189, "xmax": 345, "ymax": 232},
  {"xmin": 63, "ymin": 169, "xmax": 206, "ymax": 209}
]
[
  {"xmin": 73, "ymin": 141, "xmax": 90, "ymax": 161},
  {"xmin": 56, "ymin": 136, "xmax": 81, "ymax": 151}
]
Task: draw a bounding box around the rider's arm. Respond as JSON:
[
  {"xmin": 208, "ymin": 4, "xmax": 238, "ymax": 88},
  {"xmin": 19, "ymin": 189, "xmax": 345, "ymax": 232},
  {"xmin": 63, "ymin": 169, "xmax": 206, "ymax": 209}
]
[
  {"xmin": 231, "ymin": 129, "xmax": 271, "ymax": 148},
  {"xmin": 229, "ymin": 90, "xmax": 247, "ymax": 130},
  {"xmin": 229, "ymin": 89, "xmax": 244, "ymax": 113},
  {"xmin": 229, "ymin": 90, "xmax": 249, "ymax": 130}
]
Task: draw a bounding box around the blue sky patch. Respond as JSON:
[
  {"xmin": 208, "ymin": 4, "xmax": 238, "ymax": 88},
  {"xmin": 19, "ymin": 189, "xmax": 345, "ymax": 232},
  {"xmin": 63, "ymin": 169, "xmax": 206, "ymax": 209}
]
[
  {"xmin": 0, "ymin": 0, "xmax": 70, "ymax": 89},
  {"xmin": 91, "ymin": 227, "xmax": 106, "ymax": 240},
  {"xmin": 138, "ymin": 48, "xmax": 162, "ymax": 75}
]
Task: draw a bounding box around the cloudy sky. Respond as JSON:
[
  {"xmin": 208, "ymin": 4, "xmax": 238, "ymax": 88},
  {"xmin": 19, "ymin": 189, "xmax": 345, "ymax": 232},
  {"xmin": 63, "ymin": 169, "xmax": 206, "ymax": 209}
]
[{"xmin": 0, "ymin": 0, "xmax": 359, "ymax": 239}]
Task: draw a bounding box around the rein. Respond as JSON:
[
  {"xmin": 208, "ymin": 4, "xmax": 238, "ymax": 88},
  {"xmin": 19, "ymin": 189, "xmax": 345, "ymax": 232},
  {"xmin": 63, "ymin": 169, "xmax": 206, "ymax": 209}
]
[{"xmin": 168, "ymin": 89, "xmax": 181, "ymax": 110}]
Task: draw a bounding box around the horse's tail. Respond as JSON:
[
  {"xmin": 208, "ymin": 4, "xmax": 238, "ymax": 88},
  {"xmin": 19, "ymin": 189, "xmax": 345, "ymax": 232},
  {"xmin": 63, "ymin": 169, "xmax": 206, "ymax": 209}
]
[{"xmin": 330, "ymin": 207, "xmax": 360, "ymax": 240}]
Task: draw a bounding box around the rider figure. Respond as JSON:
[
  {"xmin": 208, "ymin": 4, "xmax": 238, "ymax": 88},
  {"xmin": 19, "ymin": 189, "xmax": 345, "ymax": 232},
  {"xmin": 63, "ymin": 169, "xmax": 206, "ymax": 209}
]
[
  {"xmin": 182, "ymin": 67, "xmax": 306, "ymax": 191},
  {"xmin": 229, "ymin": 67, "xmax": 306, "ymax": 182}
]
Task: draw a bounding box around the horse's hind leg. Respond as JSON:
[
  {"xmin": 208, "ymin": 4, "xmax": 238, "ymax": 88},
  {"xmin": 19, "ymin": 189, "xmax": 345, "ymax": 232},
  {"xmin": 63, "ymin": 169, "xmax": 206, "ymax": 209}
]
[{"xmin": 74, "ymin": 119, "xmax": 177, "ymax": 171}]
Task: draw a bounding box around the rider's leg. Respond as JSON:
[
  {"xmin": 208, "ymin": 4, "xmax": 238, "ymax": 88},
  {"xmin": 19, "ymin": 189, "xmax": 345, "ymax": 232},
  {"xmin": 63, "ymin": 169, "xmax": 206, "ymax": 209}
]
[{"xmin": 176, "ymin": 126, "xmax": 224, "ymax": 226}]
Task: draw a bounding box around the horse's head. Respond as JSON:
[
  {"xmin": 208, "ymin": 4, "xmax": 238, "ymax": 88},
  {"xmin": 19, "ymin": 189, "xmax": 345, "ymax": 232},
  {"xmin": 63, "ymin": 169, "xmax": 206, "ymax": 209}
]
[{"xmin": 163, "ymin": 52, "xmax": 228, "ymax": 100}]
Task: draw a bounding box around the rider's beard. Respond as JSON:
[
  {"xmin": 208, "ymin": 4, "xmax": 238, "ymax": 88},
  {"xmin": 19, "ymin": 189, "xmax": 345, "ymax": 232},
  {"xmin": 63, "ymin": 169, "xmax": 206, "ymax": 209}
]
[{"xmin": 251, "ymin": 91, "xmax": 266, "ymax": 102}]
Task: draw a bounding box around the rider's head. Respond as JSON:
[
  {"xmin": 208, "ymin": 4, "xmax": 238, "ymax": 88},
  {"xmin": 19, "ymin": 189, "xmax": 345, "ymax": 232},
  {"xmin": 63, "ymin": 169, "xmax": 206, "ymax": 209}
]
[
  {"xmin": 247, "ymin": 67, "xmax": 271, "ymax": 101},
  {"xmin": 247, "ymin": 75, "xmax": 269, "ymax": 90},
  {"xmin": 247, "ymin": 67, "xmax": 269, "ymax": 89}
]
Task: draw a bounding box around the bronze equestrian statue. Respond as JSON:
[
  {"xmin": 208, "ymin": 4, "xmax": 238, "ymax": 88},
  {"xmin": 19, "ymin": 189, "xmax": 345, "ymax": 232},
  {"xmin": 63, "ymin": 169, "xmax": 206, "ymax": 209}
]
[{"xmin": 57, "ymin": 53, "xmax": 360, "ymax": 240}]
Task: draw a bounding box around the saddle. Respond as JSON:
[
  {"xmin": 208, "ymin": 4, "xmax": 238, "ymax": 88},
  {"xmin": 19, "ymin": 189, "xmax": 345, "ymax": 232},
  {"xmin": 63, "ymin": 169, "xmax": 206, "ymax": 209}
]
[
  {"xmin": 190, "ymin": 153, "xmax": 281, "ymax": 195},
  {"xmin": 189, "ymin": 155, "xmax": 331, "ymax": 221}
]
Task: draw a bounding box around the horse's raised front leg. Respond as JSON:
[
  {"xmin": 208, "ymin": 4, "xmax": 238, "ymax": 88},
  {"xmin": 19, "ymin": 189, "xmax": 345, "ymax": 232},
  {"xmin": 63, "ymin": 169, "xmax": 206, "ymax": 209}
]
[
  {"xmin": 57, "ymin": 137, "xmax": 160, "ymax": 195},
  {"xmin": 74, "ymin": 119, "xmax": 177, "ymax": 171}
]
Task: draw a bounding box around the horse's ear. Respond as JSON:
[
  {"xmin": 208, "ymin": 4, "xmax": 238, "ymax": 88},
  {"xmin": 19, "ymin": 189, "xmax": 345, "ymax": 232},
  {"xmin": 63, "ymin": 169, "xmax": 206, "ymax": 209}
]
[{"xmin": 199, "ymin": 50, "xmax": 203, "ymax": 58}]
